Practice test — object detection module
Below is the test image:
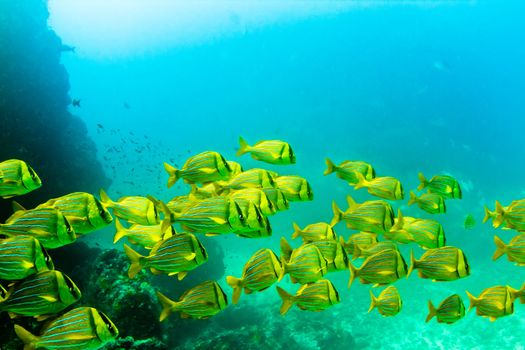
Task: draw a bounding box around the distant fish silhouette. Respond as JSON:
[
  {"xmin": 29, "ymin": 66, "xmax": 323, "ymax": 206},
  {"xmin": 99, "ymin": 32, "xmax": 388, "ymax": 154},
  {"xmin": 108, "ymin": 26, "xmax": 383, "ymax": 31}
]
[
  {"xmin": 433, "ymin": 60, "xmax": 451, "ymax": 72},
  {"xmin": 72, "ymin": 99, "xmax": 81, "ymax": 107},
  {"xmin": 123, "ymin": 102, "xmax": 131, "ymax": 110},
  {"xmin": 60, "ymin": 44, "xmax": 76, "ymax": 53}
]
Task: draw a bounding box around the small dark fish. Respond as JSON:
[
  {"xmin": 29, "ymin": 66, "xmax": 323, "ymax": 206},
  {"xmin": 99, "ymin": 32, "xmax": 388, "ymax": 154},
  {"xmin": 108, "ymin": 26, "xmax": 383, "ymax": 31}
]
[
  {"xmin": 60, "ymin": 44, "xmax": 76, "ymax": 53},
  {"xmin": 71, "ymin": 99, "xmax": 81, "ymax": 108},
  {"xmin": 124, "ymin": 102, "xmax": 131, "ymax": 109}
]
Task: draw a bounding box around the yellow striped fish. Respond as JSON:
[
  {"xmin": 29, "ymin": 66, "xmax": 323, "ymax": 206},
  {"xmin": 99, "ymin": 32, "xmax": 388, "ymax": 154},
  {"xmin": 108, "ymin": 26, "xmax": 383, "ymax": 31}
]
[
  {"xmin": 233, "ymin": 201, "xmax": 272, "ymax": 238},
  {"xmin": 226, "ymin": 248, "xmax": 282, "ymax": 304},
  {"xmin": 307, "ymin": 238, "xmax": 349, "ymax": 272},
  {"xmin": 237, "ymin": 137, "xmax": 296, "ymax": 165},
  {"xmin": 466, "ymin": 285, "xmax": 515, "ymax": 322},
  {"xmin": 36, "ymin": 192, "xmax": 113, "ymax": 234},
  {"xmin": 0, "ymin": 159, "xmax": 42, "ymax": 198},
  {"xmin": 14, "ymin": 307, "xmax": 118, "ymax": 350},
  {"xmin": 0, "ymin": 270, "xmax": 81, "ymax": 319},
  {"xmin": 163, "ymin": 151, "xmax": 232, "ymax": 187},
  {"xmin": 274, "ymin": 175, "xmax": 313, "ymax": 202},
  {"xmin": 123, "ymin": 232, "xmax": 208, "ymax": 280},
  {"xmin": 227, "ymin": 160, "xmax": 244, "ymax": 177},
  {"xmin": 408, "ymin": 191, "xmax": 446, "ymax": 214},
  {"xmin": 189, "ymin": 183, "xmax": 219, "ymax": 200},
  {"xmin": 418, "ymin": 173, "xmax": 462, "ymax": 199},
  {"xmin": 408, "ymin": 246, "xmax": 469, "ymax": 281},
  {"xmin": 113, "ymin": 218, "xmax": 173, "ymax": 249},
  {"xmin": 229, "ymin": 188, "xmax": 275, "ymax": 216},
  {"xmin": 324, "ymin": 158, "xmax": 375, "ymax": 184},
  {"xmin": 348, "ymin": 249, "xmax": 407, "ymax": 288},
  {"xmin": 426, "ymin": 294, "xmax": 465, "ymax": 324},
  {"xmin": 331, "ymin": 195, "xmax": 394, "ymax": 233},
  {"xmin": 276, "ymin": 279, "xmax": 340, "ymax": 315},
  {"xmin": 156, "ymin": 280, "xmax": 228, "ymax": 320},
  {"xmin": 354, "ymin": 172, "xmax": 404, "ymax": 200},
  {"xmin": 100, "ymin": 189, "xmax": 158, "ymax": 225},
  {"xmin": 353, "ymin": 241, "xmax": 399, "ymax": 260},
  {"xmin": 262, "ymin": 188, "xmax": 289, "ymax": 211},
  {"xmin": 343, "ymin": 232, "xmax": 378, "ymax": 255},
  {"xmin": 169, "ymin": 197, "xmax": 246, "ymax": 234},
  {"xmin": 493, "ymin": 199, "xmax": 525, "ymax": 231},
  {"xmin": 388, "ymin": 210, "xmax": 445, "ymax": 249},
  {"xmin": 166, "ymin": 194, "xmax": 196, "ymax": 215},
  {"xmin": 292, "ymin": 222, "xmax": 336, "ymax": 243},
  {"xmin": 279, "ymin": 238, "xmax": 328, "ymax": 284},
  {"xmin": 493, "ymin": 235, "xmax": 525, "ymax": 265},
  {"xmin": 0, "ymin": 207, "xmax": 76, "ymax": 249},
  {"xmin": 368, "ymin": 286, "xmax": 402, "ymax": 317},
  {"xmin": 0, "ymin": 235, "xmax": 53, "ymax": 281},
  {"xmin": 218, "ymin": 168, "xmax": 276, "ymax": 193}
]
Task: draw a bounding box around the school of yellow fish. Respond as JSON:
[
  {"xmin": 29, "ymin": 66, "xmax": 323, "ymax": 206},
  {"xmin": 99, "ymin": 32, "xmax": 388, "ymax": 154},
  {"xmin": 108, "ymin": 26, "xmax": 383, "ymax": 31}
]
[{"xmin": 1, "ymin": 136, "xmax": 525, "ymax": 349}]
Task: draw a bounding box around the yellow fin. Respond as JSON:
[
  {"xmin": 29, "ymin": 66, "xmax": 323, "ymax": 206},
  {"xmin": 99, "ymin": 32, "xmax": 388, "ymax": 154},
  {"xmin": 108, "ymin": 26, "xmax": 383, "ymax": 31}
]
[
  {"xmin": 184, "ymin": 252, "xmax": 196, "ymax": 261},
  {"xmin": 39, "ymin": 295, "xmax": 57, "ymax": 302},
  {"xmin": 178, "ymin": 271, "xmax": 188, "ymax": 280},
  {"xmin": 210, "ymin": 217, "xmax": 227, "ymax": 224}
]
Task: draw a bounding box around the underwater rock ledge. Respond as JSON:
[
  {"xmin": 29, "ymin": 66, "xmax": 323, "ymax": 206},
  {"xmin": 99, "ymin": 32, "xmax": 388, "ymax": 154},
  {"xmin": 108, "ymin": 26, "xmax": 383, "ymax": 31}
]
[{"xmin": 0, "ymin": 0, "xmax": 110, "ymax": 222}]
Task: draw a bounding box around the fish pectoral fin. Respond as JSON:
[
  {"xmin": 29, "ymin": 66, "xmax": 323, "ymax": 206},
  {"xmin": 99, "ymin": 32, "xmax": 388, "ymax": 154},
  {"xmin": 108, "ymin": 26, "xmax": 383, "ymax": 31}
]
[
  {"xmin": 8, "ymin": 312, "xmax": 19, "ymax": 319},
  {"xmin": 39, "ymin": 295, "xmax": 57, "ymax": 303},
  {"xmin": 21, "ymin": 261, "xmax": 35, "ymax": 269},
  {"xmin": 377, "ymin": 271, "xmax": 393, "ymax": 276},
  {"xmin": 199, "ymin": 168, "xmax": 216, "ymax": 174},
  {"xmin": 210, "ymin": 217, "xmax": 227, "ymax": 224},
  {"xmin": 65, "ymin": 334, "xmax": 97, "ymax": 341},
  {"xmin": 177, "ymin": 271, "xmax": 188, "ymax": 280},
  {"xmin": 150, "ymin": 268, "xmax": 163, "ymax": 275},
  {"xmin": 66, "ymin": 216, "xmax": 88, "ymax": 223},
  {"xmin": 205, "ymin": 233, "xmax": 220, "ymax": 237},
  {"xmin": 180, "ymin": 312, "xmax": 191, "ymax": 319},
  {"xmin": 184, "ymin": 253, "xmax": 196, "ymax": 261}
]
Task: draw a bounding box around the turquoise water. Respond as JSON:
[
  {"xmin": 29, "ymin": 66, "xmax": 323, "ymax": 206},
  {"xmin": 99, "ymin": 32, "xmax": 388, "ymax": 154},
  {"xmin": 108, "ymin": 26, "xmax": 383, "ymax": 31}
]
[{"xmin": 48, "ymin": 1, "xmax": 525, "ymax": 349}]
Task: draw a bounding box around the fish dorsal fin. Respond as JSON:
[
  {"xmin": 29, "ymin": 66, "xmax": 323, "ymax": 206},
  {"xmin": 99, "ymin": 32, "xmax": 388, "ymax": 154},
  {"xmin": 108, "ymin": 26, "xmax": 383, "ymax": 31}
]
[
  {"xmin": 11, "ymin": 201, "xmax": 26, "ymax": 212},
  {"xmin": 150, "ymin": 240, "xmax": 164, "ymax": 255}
]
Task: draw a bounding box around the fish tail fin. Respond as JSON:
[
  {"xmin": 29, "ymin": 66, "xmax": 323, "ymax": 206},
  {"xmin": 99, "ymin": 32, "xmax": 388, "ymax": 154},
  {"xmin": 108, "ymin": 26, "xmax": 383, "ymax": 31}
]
[
  {"xmin": 348, "ymin": 263, "xmax": 357, "ymax": 289},
  {"xmin": 236, "ymin": 137, "xmax": 250, "ymax": 156},
  {"xmin": 324, "ymin": 158, "xmax": 336, "ymax": 175},
  {"xmin": 99, "ymin": 188, "xmax": 113, "ymax": 207},
  {"xmin": 14, "ymin": 325, "xmax": 37, "ymax": 350},
  {"xmin": 0, "ymin": 284, "xmax": 7, "ymax": 299},
  {"xmin": 123, "ymin": 244, "xmax": 145, "ymax": 279},
  {"xmin": 278, "ymin": 260, "xmax": 287, "ymax": 282},
  {"xmin": 425, "ymin": 300, "xmax": 436, "ymax": 323},
  {"xmin": 493, "ymin": 201, "xmax": 505, "ymax": 227},
  {"xmin": 353, "ymin": 171, "xmax": 368, "ymax": 190},
  {"xmin": 492, "ymin": 236, "xmax": 507, "ymax": 261},
  {"xmin": 408, "ymin": 191, "xmax": 417, "ymax": 206},
  {"xmin": 280, "ymin": 237, "xmax": 293, "ymax": 263},
  {"xmin": 331, "ymin": 201, "xmax": 343, "ymax": 226},
  {"xmin": 482, "ymin": 205, "xmax": 493, "ymax": 224},
  {"xmin": 276, "ymin": 286, "xmax": 294, "ymax": 315},
  {"xmin": 352, "ymin": 244, "xmax": 362, "ymax": 261},
  {"xmin": 226, "ymin": 276, "xmax": 243, "ymax": 305},
  {"xmin": 417, "ymin": 172, "xmax": 428, "ymax": 191},
  {"xmin": 367, "ymin": 290, "xmax": 377, "ymax": 313},
  {"xmin": 113, "ymin": 218, "xmax": 127, "ymax": 244},
  {"xmin": 291, "ymin": 222, "xmax": 301, "ymax": 239},
  {"xmin": 519, "ymin": 283, "xmax": 525, "ymax": 304},
  {"xmin": 466, "ymin": 290, "xmax": 477, "ymax": 311},
  {"xmin": 156, "ymin": 291, "xmax": 177, "ymax": 322},
  {"xmin": 163, "ymin": 162, "xmax": 180, "ymax": 188},
  {"xmin": 407, "ymin": 250, "xmax": 416, "ymax": 278}
]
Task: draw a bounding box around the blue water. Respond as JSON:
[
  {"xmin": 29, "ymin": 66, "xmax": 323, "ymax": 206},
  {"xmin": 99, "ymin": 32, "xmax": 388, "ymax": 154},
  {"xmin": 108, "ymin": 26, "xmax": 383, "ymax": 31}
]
[{"xmin": 49, "ymin": 1, "xmax": 525, "ymax": 349}]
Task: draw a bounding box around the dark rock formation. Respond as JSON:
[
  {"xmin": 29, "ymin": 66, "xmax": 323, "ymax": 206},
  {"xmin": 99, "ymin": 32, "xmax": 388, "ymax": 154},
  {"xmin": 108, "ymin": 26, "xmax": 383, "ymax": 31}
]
[{"xmin": 0, "ymin": 0, "xmax": 110, "ymax": 222}]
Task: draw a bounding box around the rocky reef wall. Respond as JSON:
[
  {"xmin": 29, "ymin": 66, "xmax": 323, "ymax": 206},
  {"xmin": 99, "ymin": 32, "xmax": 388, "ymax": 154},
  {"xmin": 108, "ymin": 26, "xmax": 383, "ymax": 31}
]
[{"xmin": 0, "ymin": 0, "xmax": 110, "ymax": 221}]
